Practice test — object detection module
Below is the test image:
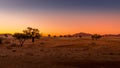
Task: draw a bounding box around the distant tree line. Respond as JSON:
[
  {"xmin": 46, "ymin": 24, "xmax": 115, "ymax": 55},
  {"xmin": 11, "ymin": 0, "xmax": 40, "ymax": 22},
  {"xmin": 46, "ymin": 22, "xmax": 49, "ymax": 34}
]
[
  {"xmin": 47, "ymin": 34, "xmax": 102, "ymax": 40},
  {"xmin": 47, "ymin": 34, "xmax": 82, "ymax": 38}
]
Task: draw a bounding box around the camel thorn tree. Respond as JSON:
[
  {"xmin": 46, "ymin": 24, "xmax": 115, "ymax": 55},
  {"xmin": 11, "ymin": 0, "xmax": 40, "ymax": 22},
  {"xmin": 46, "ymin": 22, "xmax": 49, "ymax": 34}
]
[
  {"xmin": 13, "ymin": 33, "xmax": 30, "ymax": 47},
  {"xmin": 23, "ymin": 27, "xmax": 41, "ymax": 43},
  {"xmin": 13, "ymin": 27, "xmax": 41, "ymax": 47}
]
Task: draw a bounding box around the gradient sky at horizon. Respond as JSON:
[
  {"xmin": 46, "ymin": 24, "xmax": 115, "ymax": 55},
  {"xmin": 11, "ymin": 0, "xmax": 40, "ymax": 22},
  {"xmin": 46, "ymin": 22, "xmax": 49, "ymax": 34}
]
[{"xmin": 0, "ymin": 0, "xmax": 120, "ymax": 35}]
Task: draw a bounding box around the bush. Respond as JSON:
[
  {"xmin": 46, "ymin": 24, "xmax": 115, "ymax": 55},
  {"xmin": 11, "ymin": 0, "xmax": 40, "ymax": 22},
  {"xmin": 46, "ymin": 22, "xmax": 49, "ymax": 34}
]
[
  {"xmin": 79, "ymin": 35, "xmax": 82, "ymax": 38},
  {"xmin": 63, "ymin": 35, "xmax": 67, "ymax": 37},
  {"xmin": 67, "ymin": 35, "xmax": 72, "ymax": 37},
  {"xmin": 48, "ymin": 34, "xmax": 51, "ymax": 37},
  {"xmin": 91, "ymin": 34, "xmax": 102, "ymax": 40},
  {"xmin": 12, "ymin": 50, "xmax": 16, "ymax": 52},
  {"xmin": 40, "ymin": 42, "xmax": 45, "ymax": 45},
  {"xmin": 0, "ymin": 37, "xmax": 3, "ymax": 44},
  {"xmin": 13, "ymin": 33, "xmax": 30, "ymax": 47},
  {"xmin": 53, "ymin": 35, "xmax": 57, "ymax": 38},
  {"xmin": 59, "ymin": 35, "xmax": 63, "ymax": 37}
]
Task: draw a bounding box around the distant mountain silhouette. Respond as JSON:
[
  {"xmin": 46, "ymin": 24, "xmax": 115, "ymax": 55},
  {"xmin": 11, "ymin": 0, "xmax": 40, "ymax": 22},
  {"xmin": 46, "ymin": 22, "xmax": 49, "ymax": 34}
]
[{"xmin": 73, "ymin": 32, "xmax": 92, "ymax": 37}]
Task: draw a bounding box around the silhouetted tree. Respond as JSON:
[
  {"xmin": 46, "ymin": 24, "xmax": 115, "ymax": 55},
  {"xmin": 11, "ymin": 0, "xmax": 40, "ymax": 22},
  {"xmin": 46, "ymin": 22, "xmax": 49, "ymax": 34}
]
[
  {"xmin": 13, "ymin": 33, "xmax": 30, "ymax": 47},
  {"xmin": 23, "ymin": 27, "xmax": 40, "ymax": 43},
  {"xmin": 79, "ymin": 35, "xmax": 82, "ymax": 38},
  {"xmin": 0, "ymin": 37, "xmax": 3, "ymax": 44},
  {"xmin": 67, "ymin": 35, "xmax": 72, "ymax": 37},
  {"xmin": 91, "ymin": 34, "xmax": 102, "ymax": 40},
  {"xmin": 48, "ymin": 34, "xmax": 51, "ymax": 37},
  {"xmin": 59, "ymin": 35, "xmax": 63, "ymax": 37},
  {"xmin": 53, "ymin": 35, "xmax": 57, "ymax": 38},
  {"xmin": 64, "ymin": 35, "xmax": 67, "ymax": 37}
]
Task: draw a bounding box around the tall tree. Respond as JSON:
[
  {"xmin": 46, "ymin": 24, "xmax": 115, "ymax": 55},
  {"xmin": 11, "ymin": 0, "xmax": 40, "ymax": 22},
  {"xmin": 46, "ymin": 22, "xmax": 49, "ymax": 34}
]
[{"xmin": 23, "ymin": 27, "xmax": 40, "ymax": 43}]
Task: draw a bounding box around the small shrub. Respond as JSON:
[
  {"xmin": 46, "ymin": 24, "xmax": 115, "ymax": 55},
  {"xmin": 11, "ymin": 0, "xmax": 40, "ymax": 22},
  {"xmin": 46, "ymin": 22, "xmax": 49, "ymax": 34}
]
[
  {"xmin": 13, "ymin": 33, "xmax": 30, "ymax": 47},
  {"xmin": 109, "ymin": 53, "xmax": 114, "ymax": 55},
  {"xmin": 12, "ymin": 50, "xmax": 16, "ymax": 52},
  {"xmin": 48, "ymin": 34, "xmax": 51, "ymax": 37},
  {"xmin": 0, "ymin": 37, "xmax": 3, "ymax": 44},
  {"xmin": 67, "ymin": 35, "xmax": 72, "ymax": 37},
  {"xmin": 63, "ymin": 35, "xmax": 67, "ymax": 37},
  {"xmin": 40, "ymin": 42, "xmax": 45, "ymax": 45},
  {"xmin": 59, "ymin": 35, "xmax": 63, "ymax": 37},
  {"xmin": 91, "ymin": 34, "xmax": 102, "ymax": 40},
  {"xmin": 53, "ymin": 35, "xmax": 57, "ymax": 38},
  {"xmin": 40, "ymin": 49, "xmax": 44, "ymax": 52},
  {"xmin": 79, "ymin": 35, "xmax": 82, "ymax": 38},
  {"xmin": 26, "ymin": 52, "xmax": 34, "ymax": 56}
]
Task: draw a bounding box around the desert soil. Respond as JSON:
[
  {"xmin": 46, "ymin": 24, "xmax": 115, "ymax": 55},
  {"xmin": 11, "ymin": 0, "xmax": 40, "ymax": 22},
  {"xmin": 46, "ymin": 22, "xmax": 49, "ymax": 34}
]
[{"xmin": 0, "ymin": 37, "xmax": 120, "ymax": 68}]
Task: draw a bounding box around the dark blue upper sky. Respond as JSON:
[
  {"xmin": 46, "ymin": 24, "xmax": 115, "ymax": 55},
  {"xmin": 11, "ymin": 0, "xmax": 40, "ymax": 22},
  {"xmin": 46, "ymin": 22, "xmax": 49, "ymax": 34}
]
[{"xmin": 0, "ymin": 0, "xmax": 120, "ymax": 10}]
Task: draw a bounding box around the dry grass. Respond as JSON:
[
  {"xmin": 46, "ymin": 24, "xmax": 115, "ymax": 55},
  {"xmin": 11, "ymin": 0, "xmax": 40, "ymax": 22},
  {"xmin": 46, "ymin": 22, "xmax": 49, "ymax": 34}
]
[{"xmin": 0, "ymin": 36, "xmax": 120, "ymax": 68}]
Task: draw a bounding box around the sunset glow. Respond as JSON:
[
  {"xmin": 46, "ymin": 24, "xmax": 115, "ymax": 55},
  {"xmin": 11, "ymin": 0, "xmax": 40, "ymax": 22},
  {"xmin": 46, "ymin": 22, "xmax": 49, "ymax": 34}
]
[{"xmin": 0, "ymin": 0, "xmax": 120, "ymax": 35}]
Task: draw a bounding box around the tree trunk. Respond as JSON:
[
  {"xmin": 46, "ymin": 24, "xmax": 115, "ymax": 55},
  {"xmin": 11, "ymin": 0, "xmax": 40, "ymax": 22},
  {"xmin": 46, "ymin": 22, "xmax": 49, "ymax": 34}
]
[
  {"xmin": 19, "ymin": 39, "xmax": 25, "ymax": 47},
  {"xmin": 32, "ymin": 37, "xmax": 35, "ymax": 43}
]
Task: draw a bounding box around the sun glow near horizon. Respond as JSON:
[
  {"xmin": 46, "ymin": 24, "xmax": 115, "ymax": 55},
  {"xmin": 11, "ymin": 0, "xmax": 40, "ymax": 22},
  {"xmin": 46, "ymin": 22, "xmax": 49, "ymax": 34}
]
[
  {"xmin": 0, "ymin": 10, "xmax": 120, "ymax": 35},
  {"xmin": 0, "ymin": 0, "xmax": 120, "ymax": 35}
]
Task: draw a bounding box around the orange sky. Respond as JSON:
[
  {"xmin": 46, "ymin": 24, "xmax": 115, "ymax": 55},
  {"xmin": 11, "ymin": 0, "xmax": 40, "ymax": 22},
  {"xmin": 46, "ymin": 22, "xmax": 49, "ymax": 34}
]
[{"xmin": 0, "ymin": 10, "xmax": 120, "ymax": 35}]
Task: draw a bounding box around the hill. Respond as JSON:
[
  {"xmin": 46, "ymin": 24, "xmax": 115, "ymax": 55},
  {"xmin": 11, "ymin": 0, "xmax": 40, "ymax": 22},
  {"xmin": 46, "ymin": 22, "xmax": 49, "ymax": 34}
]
[{"xmin": 73, "ymin": 32, "xmax": 92, "ymax": 37}]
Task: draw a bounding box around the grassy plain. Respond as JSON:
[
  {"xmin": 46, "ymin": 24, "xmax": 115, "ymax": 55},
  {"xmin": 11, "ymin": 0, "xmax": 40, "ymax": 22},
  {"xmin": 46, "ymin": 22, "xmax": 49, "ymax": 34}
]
[{"xmin": 0, "ymin": 36, "xmax": 120, "ymax": 68}]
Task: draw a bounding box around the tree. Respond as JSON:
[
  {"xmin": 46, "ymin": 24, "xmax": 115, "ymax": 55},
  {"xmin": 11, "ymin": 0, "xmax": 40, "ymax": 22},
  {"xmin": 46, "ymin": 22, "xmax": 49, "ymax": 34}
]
[
  {"xmin": 0, "ymin": 37, "xmax": 3, "ymax": 44},
  {"xmin": 13, "ymin": 33, "xmax": 30, "ymax": 47},
  {"xmin": 53, "ymin": 35, "xmax": 57, "ymax": 38},
  {"xmin": 59, "ymin": 35, "xmax": 63, "ymax": 37},
  {"xmin": 23, "ymin": 27, "xmax": 40, "ymax": 43},
  {"xmin": 91, "ymin": 34, "xmax": 102, "ymax": 40},
  {"xmin": 63, "ymin": 35, "xmax": 67, "ymax": 37},
  {"xmin": 67, "ymin": 35, "xmax": 72, "ymax": 37},
  {"xmin": 48, "ymin": 34, "xmax": 51, "ymax": 37},
  {"xmin": 79, "ymin": 35, "xmax": 82, "ymax": 38}
]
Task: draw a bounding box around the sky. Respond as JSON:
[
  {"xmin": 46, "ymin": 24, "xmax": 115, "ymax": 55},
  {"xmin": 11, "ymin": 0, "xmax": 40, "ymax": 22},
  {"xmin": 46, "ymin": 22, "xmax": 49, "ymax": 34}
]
[{"xmin": 0, "ymin": 0, "xmax": 120, "ymax": 35}]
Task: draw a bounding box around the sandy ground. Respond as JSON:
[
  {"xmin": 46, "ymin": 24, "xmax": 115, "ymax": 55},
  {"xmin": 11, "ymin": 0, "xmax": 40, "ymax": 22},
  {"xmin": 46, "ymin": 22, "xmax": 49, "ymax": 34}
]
[{"xmin": 0, "ymin": 37, "xmax": 120, "ymax": 68}]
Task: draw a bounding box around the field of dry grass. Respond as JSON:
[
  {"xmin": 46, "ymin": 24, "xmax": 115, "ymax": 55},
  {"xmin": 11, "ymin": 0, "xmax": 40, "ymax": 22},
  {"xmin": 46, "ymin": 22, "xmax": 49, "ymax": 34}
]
[{"xmin": 0, "ymin": 36, "xmax": 120, "ymax": 68}]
